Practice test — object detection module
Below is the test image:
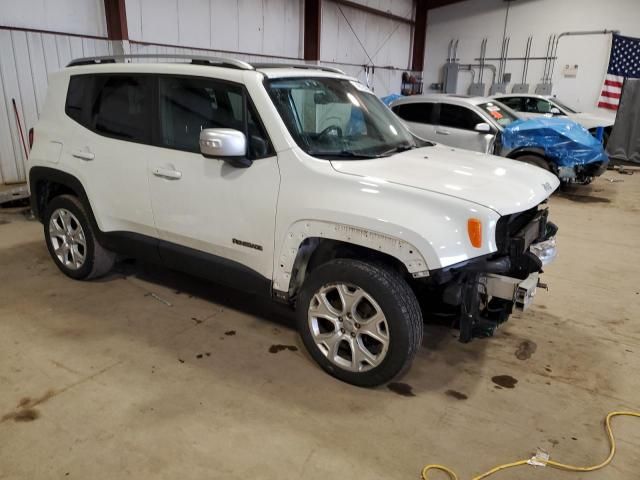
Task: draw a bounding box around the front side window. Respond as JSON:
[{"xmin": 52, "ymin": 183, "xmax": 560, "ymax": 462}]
[
  {"xmin": 550, "ymin": 98, "xmax": 577, "ymax": 114},
  {"xmin": 438, "ymin": 104, "xmax": 483, "ymax": 131},
  {"xmin": 266, "ymin": 77, "xmax": 424, "ymax": 158},
  {"xmin": 158, "ymin": 76, "xmax": 272, "ymax": 158},
  {"xmin": 393, "ymin": 102, "xmax": 435, "ymax": 124},
  {"xmin": 524, "ymin": 98, "xmax": 554, "ymax": 114},
  {"xmin": 477, "ymin": 102, "xmax": 518, "ymax": 127},
  {"xmin": 91, "ymin": 75, "xmax": 150, "ymax": 142}
]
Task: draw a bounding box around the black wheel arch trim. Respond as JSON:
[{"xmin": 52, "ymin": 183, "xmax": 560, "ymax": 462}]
[
  {"xmin": 30, "ymin": 167, "xmax": 94, "ymax": 224},
  {"xmin": 505, "ymin": 146, "xmax": 548, "ymax": 160}
]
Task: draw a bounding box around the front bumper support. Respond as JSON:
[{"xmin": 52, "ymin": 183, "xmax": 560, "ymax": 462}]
[{"xmin": 455, "ymin": 233, "xmax": 557, "ymax": 343}]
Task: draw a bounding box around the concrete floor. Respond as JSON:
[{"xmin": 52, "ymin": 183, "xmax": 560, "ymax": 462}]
[{"xmin": 1, "ymin": 170, "xmax": 639, "ymax": 480}]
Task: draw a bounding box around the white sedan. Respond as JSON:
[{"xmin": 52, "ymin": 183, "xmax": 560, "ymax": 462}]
[{"xmin": 492, "ymin": 94, "xmax": 614, "ymax": 143}]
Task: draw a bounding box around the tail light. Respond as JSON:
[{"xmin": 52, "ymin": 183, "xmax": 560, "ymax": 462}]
[{"xmin": 28, "ymin": 128, "xmax": 34, "ymax": 150}]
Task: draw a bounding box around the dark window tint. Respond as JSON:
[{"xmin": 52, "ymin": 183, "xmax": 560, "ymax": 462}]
[
  {"xmin": 499, "ymin": 97, "xmax": 523, "ymax": 111},
  {"xmin": 92, "ymin": 76, "xmax": 150, "ymax": 142},
  {"xmin": 65, "ymin": 75, "xmax": 92, "ymax": 126},
  {"xmin": 393, "ymin": 102, "xmax": 434, "ymax": 124},
  {"xmin": 438, "ymin": 104, "xmax": 483, "ymax": 130},
  {"xmin": 158, "ymin": 76, "xmax": 272, "ymax": 158}
]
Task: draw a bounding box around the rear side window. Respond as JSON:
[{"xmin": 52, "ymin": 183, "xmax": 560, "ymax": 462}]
[
  {"xmin": 438, "ymin": 104, "xmax": 483, "ymax": 130},
  {"xmin": 158, "ymin": 76, "xmax": 273, "ymax": 158},
  {"xmin": 65, "ymin": 76, "xmax": 91, "ymax": 125},
  {"xmin": 393, "ymin": 103, "xmax": 434, "ymax": 124},
  {"xmin": 65, "ymin": 74, "xmax": 151, "ymax": 144},
  {"xmin": 92, "ymin": 76, "xmax": 150, "ymax": 142}
]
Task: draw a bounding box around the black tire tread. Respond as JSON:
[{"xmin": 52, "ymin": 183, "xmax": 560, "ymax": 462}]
[
  {"xmin": 44, "ymin": 194, "xmax": 115, "ymax": 280},
  {"xmin": 298, "ymin": 258, "xmax": 423, "ymax": 387}
]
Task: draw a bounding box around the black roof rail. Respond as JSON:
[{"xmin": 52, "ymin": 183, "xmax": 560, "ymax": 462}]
[
  {"xmin": 66, "ymin": 54, "xmax": 254, "ymax": 70},
  {"xmin": 252, "ymin": 63, "xmax": 346, "ymax": 75}
]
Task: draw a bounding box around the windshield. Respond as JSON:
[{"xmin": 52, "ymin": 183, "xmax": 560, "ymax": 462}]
[
  {"xmin": 265, "ymin": 77, "xmax": 426, "ymax": 158},
  {"xmin": 477, "ymin": 101, "xmax": 519, "ymax": 128},
  {"xmin": 550, "ymin": 98, "xmax": 578, "ymax": 114}
]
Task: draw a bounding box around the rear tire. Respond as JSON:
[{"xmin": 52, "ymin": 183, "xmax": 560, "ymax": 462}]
[
  {"xmin": 43, "ymin": 194, "xmax": 115, "ymax": 280},
  {"xmin": 516, "ymin": 154, "xmax": 551, "ymax": 171},
  {"xmin": 296, "ymin": 259, "xmax": 423, "ymax": 387}
]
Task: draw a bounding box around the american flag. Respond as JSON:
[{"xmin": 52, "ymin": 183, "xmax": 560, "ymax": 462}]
[{"xmin": 598, "ymin": 33, "xmax": 640, "ymax": 110}]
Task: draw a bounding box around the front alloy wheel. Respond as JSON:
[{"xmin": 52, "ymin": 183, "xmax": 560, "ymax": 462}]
[
  {"xmin": 297, "ymin": 259, "xmax": 423, "ymax": 387},
  {"xmin": 309, "ymin": 283, "xmax": 390, "ymax": 372}
]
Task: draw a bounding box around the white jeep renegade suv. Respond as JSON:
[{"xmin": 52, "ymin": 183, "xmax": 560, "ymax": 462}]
[{"xmin": 28, "ymin": 55, "xmax": 559, "ymax": 387}]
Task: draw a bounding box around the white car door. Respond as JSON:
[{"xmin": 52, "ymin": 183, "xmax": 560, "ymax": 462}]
[
  {"xmin": 391, "ymin": 102, "xmax": 437, "ymax": 141},
  {"xmin": 435, "ymin": 103, "xmax": 495, "ymax": 153},
  {"xmin": 68, "ymin": 74, "xmax": 157, "ymax": 238},
  {"xmin": 147, "ymin": 75, "xmax": 280, "ymax": 287}
]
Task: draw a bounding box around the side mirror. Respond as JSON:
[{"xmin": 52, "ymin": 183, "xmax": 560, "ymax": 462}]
[
  {"xmin": 550, "ymin": 107, "xmax": 561, "ymax": 115},
  {"xmin": 474, "ymin": 122, "xmax": 492, "ymax": 133},
  {"xmin": 199, "ymin": 128, "xmax": 251, "ymax": 168}
]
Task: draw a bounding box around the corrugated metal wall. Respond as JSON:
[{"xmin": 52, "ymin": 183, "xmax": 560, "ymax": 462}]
[{"xmin": 125, "ymin": 0, "xmax": 302, "ymax": 58}]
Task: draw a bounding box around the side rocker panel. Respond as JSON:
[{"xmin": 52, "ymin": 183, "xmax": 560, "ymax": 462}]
[{"xmin": 273, "ymin": 220, "xmax": 429, "ymax": 294}]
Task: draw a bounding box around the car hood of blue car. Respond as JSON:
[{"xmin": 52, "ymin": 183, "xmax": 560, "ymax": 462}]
[{"xmin": 501, "ymin": 117, "xmax": 608, "ymax": 167}]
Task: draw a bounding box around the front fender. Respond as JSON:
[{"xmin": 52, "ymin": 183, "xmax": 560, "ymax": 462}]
[{"xmin": 273, "ymin": 220, "xmax": 430, "ymax": 293}]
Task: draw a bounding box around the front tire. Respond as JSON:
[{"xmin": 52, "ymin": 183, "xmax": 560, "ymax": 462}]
[
  {"xmin": 297, "ymin": 259, "xmax": 423, "ymax": 387},
  {"xmin": 43, "ymin": 194, "xmax": 115, "ymax": 280}
]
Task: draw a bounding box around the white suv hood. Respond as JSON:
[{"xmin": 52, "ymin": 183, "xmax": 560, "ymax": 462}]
[
  {"xmin": 569, "ymin": 112, "xmax": 615, "ymax": 130},
  {"xmin": 331, "ymin": 145, "xmax": 560, "ymax": 215}
]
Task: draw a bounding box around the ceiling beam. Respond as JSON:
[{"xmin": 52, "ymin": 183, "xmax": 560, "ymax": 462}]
[
  {"xmin": 329, "ymin": 0, "xmax": 414, "ymax": 25},
  {"xmin": 423, "ymin": 0, "xmax": 468, "ymax": 10}
]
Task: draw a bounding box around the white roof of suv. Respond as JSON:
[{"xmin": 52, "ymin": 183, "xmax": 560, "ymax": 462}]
[
  {"xmin": 66, "ymin": 54, "xmax": 353, "ymax": 80},
  {"xmin": 390, "ymin": 94, "xmax": 494, "ymax": 108}
]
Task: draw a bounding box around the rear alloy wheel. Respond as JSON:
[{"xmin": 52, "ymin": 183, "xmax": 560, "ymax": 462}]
[
  {"xmin": 297, "ymin": 259, "xmax": 423, "ymax": 387},
  {"xmin": 49, "ymin": 208, "xmax": 87, "ymax": 270},
  {"xmin": 44, "ymin": 194, "xmax": 115, "ymax": 280}
]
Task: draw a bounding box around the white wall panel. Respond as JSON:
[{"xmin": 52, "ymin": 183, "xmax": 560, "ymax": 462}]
[
  {"xmin": 320, "ymin": 2, "xmax": 412, "ymax": 67},
  {"xmin": 210, "ymin": 0, "xmax": 240, "ymax": 51},
  {"xmin": 178, "ymin": 0, "xmax": 211, "ymax": 49},
  {"xmin": 237, "ymin": 0, "xmax": 263, "ymax": 53},
  {"xmin": 0, "ymin": 0, "xmax": 107, "ymax": 37},
  {"xmin": 137, "ymin": 0, "xmax": 180, "ymax": 45},
  {"xmin": 126, "ymin": 0, "xmax": 302, "ymax": 57},
  {"xmin": 0, "ymin": 30, "xmax": 28, "ymax": 183},
  {"xmin": 26, "ymin": 33, "xmax": 48, "ymax": 116},
  {"xmin": 424, "ymin": 0, "xmax": 640, "ymax": 111}
]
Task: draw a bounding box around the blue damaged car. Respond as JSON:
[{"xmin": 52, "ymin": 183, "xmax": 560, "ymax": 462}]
[{"xmin": 389, "ymin": 94, "xmax": 609, "ymax": 184}]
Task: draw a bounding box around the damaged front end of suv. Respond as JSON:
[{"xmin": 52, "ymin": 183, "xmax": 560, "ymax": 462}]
[{"xmin": 417, "ymin": 203, "xmax": 558, "ymax": 343}]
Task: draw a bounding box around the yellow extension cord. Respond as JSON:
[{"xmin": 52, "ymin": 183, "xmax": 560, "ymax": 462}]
[{"xmin": 422, "ymin": 411, "xmax": 640, "ymax": 480}]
